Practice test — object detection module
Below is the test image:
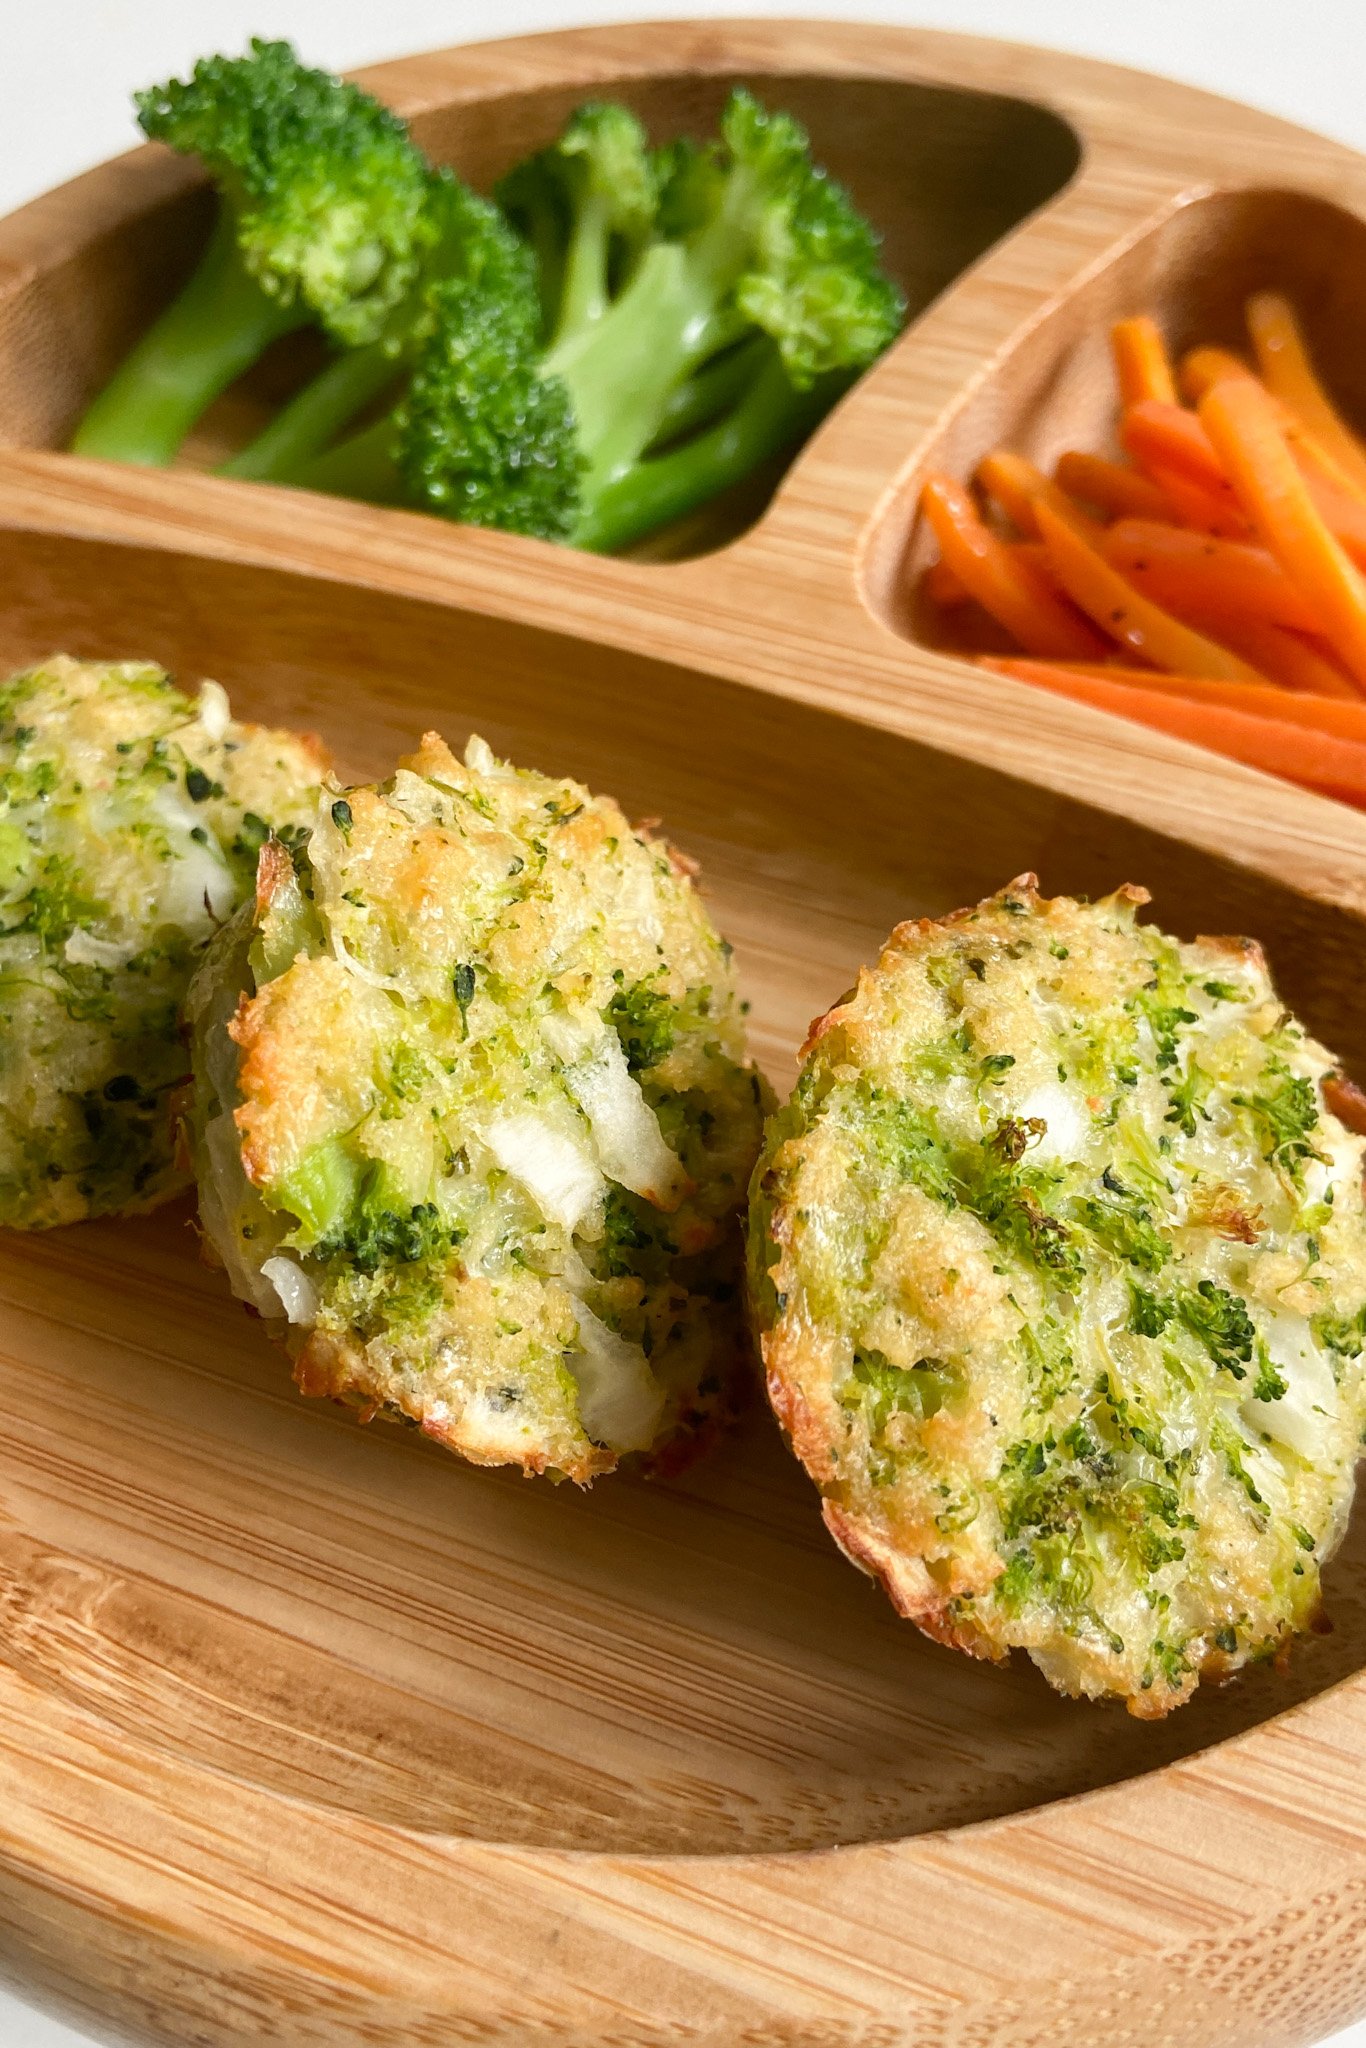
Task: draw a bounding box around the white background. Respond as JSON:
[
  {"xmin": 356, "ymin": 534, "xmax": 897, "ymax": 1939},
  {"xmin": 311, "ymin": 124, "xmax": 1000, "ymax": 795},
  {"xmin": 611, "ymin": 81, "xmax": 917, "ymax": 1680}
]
[{"xmin": 1, "ymin": 4, "xmax": 1364, "ymax": 2045}]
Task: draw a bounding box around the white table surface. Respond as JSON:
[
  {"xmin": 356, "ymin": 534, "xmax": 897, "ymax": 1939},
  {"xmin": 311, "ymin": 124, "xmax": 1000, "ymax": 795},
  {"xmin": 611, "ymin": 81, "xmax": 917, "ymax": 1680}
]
[{"xmin": 3, "ymin": 4, "xmax": 1365, "ymax": 2044}]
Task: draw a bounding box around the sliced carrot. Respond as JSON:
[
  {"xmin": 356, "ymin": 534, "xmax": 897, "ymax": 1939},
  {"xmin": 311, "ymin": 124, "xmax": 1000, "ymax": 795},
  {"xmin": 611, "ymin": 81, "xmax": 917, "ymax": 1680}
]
[
  {"xmin": 1121, "ymin": 402, "xmax": 1228, "ymax": 493},
  {"xmin": 1246, "ymin": 291, "xmax": 1366, "ymax": 497},
  {"xmin": 1188, "ymin": 616, "xmax": 1360, "ymax": 699},
  {"xmin": 1302, "ymin": 469, "xmax": 1366, "ymax": 569},
  {"xmin": 1111, "ymin": 317, "xmax": 1178, "ymax": 406},
  {"xmin": 919, "ymin": 476, "xmax": 1108, "ymax": 658},
  {"xmin": 1032, "ymin": 500, "xmax": 1266, "ymax": 681},
  {"xmin": 922, "ymin": 555, "xmax": 969, "ymax": 607},
  {"xmin": 1178, "ymin": 342, "xmax": 1366, "ymax": 509},
  {"xmin": 1199, "ymin": 377, "xmax": 1366, "ymax": 691},
  {"xmin": 1179, "ymin": 346, "xmax": 1257, "ymax": 402},
  {"xmin": 1054, "ymin": 451, "xmax": 1170, "ymax": 522},
  {"xmin": 976, "ymin": 658, "xmax": 1366, "ymax": 803},
  {"xmin": 1285, "ymin": 423, "xmax": 1366, "ymax": 515},
  {"xmin": 1138, "ymin": 461, "xmax": 1253, "ymax": 539},
  {"xmin": 923, "ymin": 544, "xmax": 1050, "ymax": 609},
  {"xmin": 979, "ymin": 657, "xmax": 1366, "ymax": 738},
  {"xmin": 975, "ymin": 450, "xmax": 1077, "ymax": 536},
  {"xmin": 1099, "ymin": 521, "xmax": 1321, "ymax": 633}
]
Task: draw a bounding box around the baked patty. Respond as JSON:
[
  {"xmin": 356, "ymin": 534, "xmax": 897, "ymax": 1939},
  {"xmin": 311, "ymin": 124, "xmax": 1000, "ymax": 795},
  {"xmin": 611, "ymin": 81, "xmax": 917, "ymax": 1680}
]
[
  {"xmin": 0, "ymin": 655, "xmax": 324, "ymax": 1227},
  {"xmin": 750, "ymin": 877, "xmax": 1366, "ymax": 1714},
  {"xmin": 187, "ymin": 730, "xmax": 766, "ymax": 1480}
]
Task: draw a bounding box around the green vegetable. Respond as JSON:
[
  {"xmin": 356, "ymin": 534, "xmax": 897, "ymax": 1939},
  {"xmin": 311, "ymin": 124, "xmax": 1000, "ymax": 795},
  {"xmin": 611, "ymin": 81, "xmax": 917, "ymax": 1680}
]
[
  {"xmin": 1234, "ymin": 1059, "xmax": 1324, "ymax": 1187},
  {"xmin": 287, "ymin": 90, "xmax": 904, "ymax": 550},
  {"xmin": 222, "ymin": 174, "xmax": 524, "ymax": 484},
  {"xmin": 71, "ymin": 40, "xmax": 441, "ymax": 466},
  {"xmin": 317, "ymin": 1162, "xmax": 461, "ymax": 1273}
]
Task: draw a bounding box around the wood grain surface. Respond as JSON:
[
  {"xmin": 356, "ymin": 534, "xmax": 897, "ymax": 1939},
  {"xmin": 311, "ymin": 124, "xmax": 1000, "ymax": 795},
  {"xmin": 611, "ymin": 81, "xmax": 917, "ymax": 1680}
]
[{"xmin": 1, "ymin": 21, "xmax": 1365, "ymax": 2048}]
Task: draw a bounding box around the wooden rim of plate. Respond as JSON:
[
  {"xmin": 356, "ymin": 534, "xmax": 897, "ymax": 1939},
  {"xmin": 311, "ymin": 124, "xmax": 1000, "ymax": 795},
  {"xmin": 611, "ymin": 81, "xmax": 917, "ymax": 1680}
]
[{"xmin": 1, "ymin": 22, "xmax": 1366, "ymax": 2047}]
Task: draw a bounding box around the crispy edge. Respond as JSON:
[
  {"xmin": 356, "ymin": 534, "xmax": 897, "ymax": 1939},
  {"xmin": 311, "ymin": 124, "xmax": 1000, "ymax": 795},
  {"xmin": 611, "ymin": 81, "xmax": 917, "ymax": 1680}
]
[
  {"xmin": 291, "ymin": 1328, "xmax": 618, "ymax": 1486},
  {"xmin": 820, "ymin": 1501, "xmax": 1006, "ymax": 1663},
  {"xmin": 757, "ymin": 875, "xmax": 1267, "ymax": 1709},
  {"xmin": 799, "ymin": 875, "xmax": 1155, "ymax": 1063}
]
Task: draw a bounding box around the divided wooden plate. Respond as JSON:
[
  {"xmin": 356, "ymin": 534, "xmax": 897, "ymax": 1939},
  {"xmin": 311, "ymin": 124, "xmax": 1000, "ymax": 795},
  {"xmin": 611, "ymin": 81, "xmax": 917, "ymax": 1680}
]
[{"xmin": 2, "ymin": 22, "xmax": 1366, "ymax": 2048}]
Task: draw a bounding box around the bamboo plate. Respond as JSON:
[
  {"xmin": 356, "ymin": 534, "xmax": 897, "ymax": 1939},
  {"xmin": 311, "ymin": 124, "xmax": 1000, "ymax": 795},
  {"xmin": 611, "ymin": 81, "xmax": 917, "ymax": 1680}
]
[{"xmin": 2, "ymin": 21, "xmax": 1366, "ymax": 2048}]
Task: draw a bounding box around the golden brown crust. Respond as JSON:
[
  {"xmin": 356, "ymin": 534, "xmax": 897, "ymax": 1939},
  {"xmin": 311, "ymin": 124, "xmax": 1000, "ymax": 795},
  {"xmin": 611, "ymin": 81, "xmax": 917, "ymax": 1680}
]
[
  {"xmin": 291, "ymin": 1328, "xmax": 618, "ymax": 1483},
  {"xmin": 231, "ymin": 955, "xmax": 390, "ymax": 1187},
  {"xmin": 750, "ymin": 873, "xmax": 1366, "ymax": 1716}
]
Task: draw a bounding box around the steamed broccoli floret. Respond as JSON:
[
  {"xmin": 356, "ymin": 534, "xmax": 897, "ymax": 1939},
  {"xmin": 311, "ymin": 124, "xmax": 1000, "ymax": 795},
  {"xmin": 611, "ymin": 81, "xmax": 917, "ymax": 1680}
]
[
  {"xmin": 222, "ymin": 173, "xmax": 523, "ymax": 484},
  {"xmin": 499, "ymin": 102, "xmax": 660, "ymax": 347},
  {"xmin": 71, "ymin": 39, "xmax": 439, "ymax": 466},
  {"xmin": 287, "ymin": 201, "xmax": 583, "ymax": 538},
  {"xmin": 282, "ymin": 90, "xmax": 904, "ymax": 552}
]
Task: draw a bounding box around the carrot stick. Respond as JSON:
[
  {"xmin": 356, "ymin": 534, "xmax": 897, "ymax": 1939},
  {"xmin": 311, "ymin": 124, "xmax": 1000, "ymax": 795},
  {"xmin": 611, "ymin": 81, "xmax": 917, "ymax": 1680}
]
[
  {"xmin": 976, "ymin": 659, "xmax": 1366, "ymax": 803},
  {"xmin": 1032, "ymin": 500, "xmax": 1266, "ymax": 681},
  {"xmin": 1138, "ymin": 461, "xmax": 1253, "ymax": 539},
  {"xmin": 922, "ymin": 556, "xmax": 970, "ymax": 607},
  {"xmin": 1179, "ymin": 343, "xmax": 1366, "ymax": 509},
  {"xmin": 1246, "ymin": 291, "xmax": 1366, "ymax": 497},
  {"xmin": 1054, "ymin": 451, "xmax": 1171, "ymax": 522},
  {"xmin": 979, "ymin": 657, "xmax": 1366, "ymax": 738},
  {"xmin": 1112, "ymin": 317, "xmax": 1178, "ymax": 406},
  {"xmin": 1099, "ymin": 521, "xmax": 1321, "ymax": 633},
  {"xmin": 1188, "ymin": 617, "xmax": 1361, "ymax": 699},
  {"xmin": 1285, "ymin": 422, "xmax": 1366, "ymax": 513},
  {"xmin": 1199, "ymin": 377, "xmax": 1366, "ymax": 691},
  {"xmin": 1302, "ymin": 470, "xmax": 1366, "ymax": 569},
  {"xmin": 923, "ymin": 544, "xmax": 1051, "ymax": 609},
  {"xmin": 1121, "ymin": 402, "xmax": 1229, "ymax": 493},
  {"xmin": 1123, "ymin": 385, "xmax": 1366, "ymax": 563},
  {"xmin": 1179, "ymin": 346, "xmax": 1257, "ymax": 402},
  {"xmin": 919, "ymin": 476, "xmax": 1108, "ymax": 658},
  {"xmin": 975, "ymin": 450, "xmax": 1077, "ymax": 536}
]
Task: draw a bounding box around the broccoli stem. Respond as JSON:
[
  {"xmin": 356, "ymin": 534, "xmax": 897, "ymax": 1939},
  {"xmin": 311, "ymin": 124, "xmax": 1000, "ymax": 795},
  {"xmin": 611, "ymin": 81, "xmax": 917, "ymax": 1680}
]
[
  {"xmin": 573, "ymin": 352, "xmax": 836, "ymax": 554},
  {"xmin": 220, "ymin": 342, "xmax": 401, "ymax": 481},
  {"xmin": 550, "ymin": 187, "xmax": 613, "ymax": 348},
  {"xmin": 545, "ymin": 241, "xmax": 741, "ymax": 491},
  {"xmin": 646, "ymin": 335, "xmax": 771, "ymax": 451},
  {"xmin": 289, "ymin": 416, "xmax": 407, "ymax": 503},
  {"xmin": 70, "ymin": 204, "xmax": 306, "ymax": 466}
]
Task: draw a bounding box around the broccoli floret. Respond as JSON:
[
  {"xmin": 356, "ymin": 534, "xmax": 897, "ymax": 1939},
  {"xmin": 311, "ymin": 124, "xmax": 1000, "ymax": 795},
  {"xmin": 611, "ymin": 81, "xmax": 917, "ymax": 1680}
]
[
  {"xmin": 71, "ymin": 39, "xmax": 440, "ymax": 466},
  {"xmin": 280, "ymin": 89, "xmax": 904, "ymax": 552},
  {"xmin": 288, "ymin": 208, "xmax": 582, "ymax": 539},
  {"xmin": 499, "ymin": 102, "xmax": 659, "ymax": 347},
  {"xmin": 222, "ymin": 173, "xmax": 526, "ymax": 484}
]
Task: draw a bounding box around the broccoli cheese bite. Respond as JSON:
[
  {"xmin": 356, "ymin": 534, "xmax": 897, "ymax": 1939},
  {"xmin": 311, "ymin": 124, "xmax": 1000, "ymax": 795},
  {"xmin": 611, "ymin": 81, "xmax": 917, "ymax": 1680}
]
[
  {"xmin": 750, "ymin": 877, "xmax": 1366, "ymax": 1716},
  {"xmin": 0, "ymin": 655, "xmax": 324, "ymax": 1228},
  {"xmin": 186, "ymin": 731, "xmax": 765, "ymax": 1482}
]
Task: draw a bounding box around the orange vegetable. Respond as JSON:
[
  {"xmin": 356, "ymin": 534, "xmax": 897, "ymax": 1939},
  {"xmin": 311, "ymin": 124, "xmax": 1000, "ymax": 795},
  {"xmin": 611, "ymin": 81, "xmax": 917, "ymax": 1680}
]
[
  {"xmin": 1301, "ymin": 470, "xmax": 1366, "ymax": 568},
  {"xmin": 923, "ymin": 543, "xmax": 1051, "ymax": 610},
  {"xmin": 1111, "ymin": 317, "xmax": 1178, "ymax": 406},
  {"xmin": 976, "ymin": 659, "xmax": 1366, "ymax": 803},
  {"xmin": 978, "ymin": 657, "xmax": 1366, "ymax": 738},
  {"xmin": 1120, "ymin": 402, "xmax": 1228, "ymax": 493},
  {"xmin": 1031, "ymin": 501, "xmax": 1265, "ymax": 681},
  {"xmin": 1179, "ymin": 346, "xmax": 1257, "ymax": 402},
  {"xmin": 1137, "ymin": 462, "xmax": 1252, "ymax": 539},
  {"xmin": 922, "ymin": 555, "xmax": 970, "ymax": 607},
  {"xmin": 1189, "ymin": 617, "xmax": 1360, "ymax": 699},
  {"xmin": 1053, "ymin": 451, "xmax": 1170, "ymax": 523},
  {"xmin": 1246, "ymin": 291, "xmax": 1366, "ymax": 497},
  {"xmin": 1099, "ymin": 521, "xmax": 1320, "ymax": 633},
  {"xmin": 1181, "ymin": 341, "xmax": 1366, "ymax": 509},
  {"xmin": 919, "ymin": 476, "xmax": 1107, "ymax": 658},
  {"xmin": 975, "ymin": 450, "xmax": 1076, "ymax": 535},
  {"xmin": 913, "ymin": 291, "xmax": 1366, "ymax": 808},
  {"xmin": 1199, "ymin": 377, "xmax": 1366, "ymax": 691}
]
